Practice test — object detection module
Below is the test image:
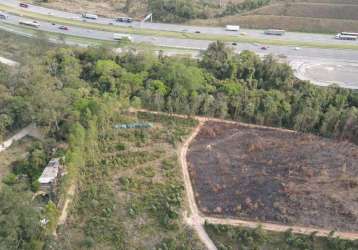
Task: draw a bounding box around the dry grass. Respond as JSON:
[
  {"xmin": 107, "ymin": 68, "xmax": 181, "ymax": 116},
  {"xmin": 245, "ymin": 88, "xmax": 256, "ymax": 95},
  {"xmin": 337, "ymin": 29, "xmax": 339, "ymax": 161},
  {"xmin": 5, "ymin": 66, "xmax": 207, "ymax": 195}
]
[
  {"xmin": 190, "ymin": 0, "xmax": 358, "ymax": 33},
  {"xmin": 190, "ymin": 14, "xmax": 358, "ymax": 33}
]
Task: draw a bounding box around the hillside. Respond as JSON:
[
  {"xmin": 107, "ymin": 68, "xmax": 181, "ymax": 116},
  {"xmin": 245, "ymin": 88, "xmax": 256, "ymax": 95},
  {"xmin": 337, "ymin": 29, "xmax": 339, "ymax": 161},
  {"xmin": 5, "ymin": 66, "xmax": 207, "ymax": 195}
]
[
  {"xmin": 190, "ymin": 0, "xmax": 358, "ymax": 33},
  {"xmin": 29, "ymin": 0, "xmax": 255, "ymax": 22}
]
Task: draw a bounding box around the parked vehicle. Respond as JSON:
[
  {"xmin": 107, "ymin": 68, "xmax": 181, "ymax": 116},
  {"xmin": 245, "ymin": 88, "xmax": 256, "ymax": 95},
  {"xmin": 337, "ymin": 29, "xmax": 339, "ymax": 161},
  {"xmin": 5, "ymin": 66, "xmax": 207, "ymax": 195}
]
[
  {"xmin": 19, "ymin": 3, "xmax": 29, "ymax": 8},
  {"xmin": 19, "ymin": 20, "xmax": 40, "ymax": 28},
  {"xmin": 116, "ymin": 17, "xmax": 133, "ymax": 23},
  {"xmin": 264, "ymin": 29, "xmax": 285, "ymax": 35},
  {"xmin": 225, "ymin": 25, "xmax": 240, "ymax": 32},
  {"xmin": 82, "ymin": 13, "xmax": 98, "ymax": 20},
  {"xmin": 113, "ymin": 33, "xmax": 133, "ymax": 41}
]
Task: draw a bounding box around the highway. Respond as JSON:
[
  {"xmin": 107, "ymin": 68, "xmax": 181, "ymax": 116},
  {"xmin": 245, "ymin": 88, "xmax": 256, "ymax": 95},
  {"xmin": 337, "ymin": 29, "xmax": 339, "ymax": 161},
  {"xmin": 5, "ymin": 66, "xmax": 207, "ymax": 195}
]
[
  {"xmin": 0, "ymin": 1, "xmax": 358, "ymax": 88},
  {"xmin": 1, "ymin": 0, "xmax": 358, "ymax": 47}
]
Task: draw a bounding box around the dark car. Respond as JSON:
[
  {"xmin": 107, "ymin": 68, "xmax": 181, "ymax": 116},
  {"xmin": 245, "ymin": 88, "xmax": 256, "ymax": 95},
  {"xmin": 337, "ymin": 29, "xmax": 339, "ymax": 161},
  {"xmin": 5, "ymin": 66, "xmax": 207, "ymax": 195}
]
[
  {"xmin": 116, "ymin": 17, "xmax": 133, "ymax": 23},
  {"xmin": 59, "ymin": 26, "xmax": 69, "ymax": 31},
  {"xmin": 232, "ymin": 42, "xmax": 237, "ymax": 46},
  {"xmin": 19, "ymin": 3, "xmax": 29, "ymax": 8},
  {"xmin": 195, "ymin": 30, "xmax": 201, "ymax": 34}
]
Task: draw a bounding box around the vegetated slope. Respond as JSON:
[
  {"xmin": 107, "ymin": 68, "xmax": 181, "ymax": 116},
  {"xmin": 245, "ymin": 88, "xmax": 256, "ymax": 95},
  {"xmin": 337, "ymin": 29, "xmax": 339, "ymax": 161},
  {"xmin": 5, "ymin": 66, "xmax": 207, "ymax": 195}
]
[
  {"xmin": 30, "ymin": 0, "xmax": 259, "ymax": 22},
  {"xmin": 189, "ymin": 0, "xmax": 358, "ymax": 33},
  {"xmin": 187, "ymin": 121, "xmax": 358, "ymax": 231},
  {"xmin": 56, "ymin": 111, "xmax": 205, "ymax": 249},
  {"xmin": 0, "ymin": 138, "xmax": 34, "ymax": 187}
]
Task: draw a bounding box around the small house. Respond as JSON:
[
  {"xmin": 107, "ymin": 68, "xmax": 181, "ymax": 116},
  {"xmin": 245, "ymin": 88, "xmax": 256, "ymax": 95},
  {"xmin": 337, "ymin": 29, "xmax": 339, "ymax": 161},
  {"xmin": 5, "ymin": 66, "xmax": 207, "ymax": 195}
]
[{"xmin": 38, "ymin": 158, "xmax": 61, "ymax": 192}]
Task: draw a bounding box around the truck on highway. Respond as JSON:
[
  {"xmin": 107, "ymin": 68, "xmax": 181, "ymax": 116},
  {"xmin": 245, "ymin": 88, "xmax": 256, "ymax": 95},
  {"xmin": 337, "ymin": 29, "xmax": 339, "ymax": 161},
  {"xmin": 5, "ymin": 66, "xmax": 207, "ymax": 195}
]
[
  {"xmin": 335, "ymin": 33, "xmax": 357, "ymax": 40},
  {"xmin": 113, "ymin": 33, "xmax": 133, "ymax": 42},
  {"xmin": 0, "ymin": 12, "xmax": 8, "ymax": 20},
  {"xmin": 341, "ymin": 32, "xmax": 358, "ymax": 37},
  {"xmin": 264, "ymin": 29, "xmax": 286, "ymax": 36},
  {"xmin": 82, "ymin": 13, "xmax": 98, "ymax": 20},
  {"xmin": 225, "ymin": 25, "xmax": 240, "ymax": 32},
  {"xmin": 19, "ymin": 20, "xmax": 40, "ymax": 28}
]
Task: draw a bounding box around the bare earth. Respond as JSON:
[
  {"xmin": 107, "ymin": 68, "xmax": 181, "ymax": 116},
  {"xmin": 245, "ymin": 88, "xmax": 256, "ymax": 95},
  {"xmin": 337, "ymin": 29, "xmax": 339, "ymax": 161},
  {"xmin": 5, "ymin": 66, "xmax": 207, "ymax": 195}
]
[{"xmin": 187, "ymin": 121, "xmax": 358, "ymax": 232}]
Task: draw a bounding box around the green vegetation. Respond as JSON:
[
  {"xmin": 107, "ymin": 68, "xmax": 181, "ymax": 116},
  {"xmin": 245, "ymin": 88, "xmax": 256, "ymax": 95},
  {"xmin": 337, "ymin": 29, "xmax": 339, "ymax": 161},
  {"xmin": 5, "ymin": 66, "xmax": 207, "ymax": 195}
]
[
  {"xmin": 205, "ymin": 223, "xmax": 358, "ymax": 250},
  {"xmin": 0, "ymin": 31, "xmax": 357, "ymax": 248}
]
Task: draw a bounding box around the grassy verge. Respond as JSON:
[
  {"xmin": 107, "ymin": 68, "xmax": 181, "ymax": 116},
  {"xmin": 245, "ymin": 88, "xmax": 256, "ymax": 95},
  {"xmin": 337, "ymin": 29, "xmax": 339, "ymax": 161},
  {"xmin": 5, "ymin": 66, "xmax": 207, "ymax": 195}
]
[
  {"xmin": 2, "ymin": 3, "xmax": 358, "ymax": 50},
  {"xmin": 205, "ymin": 223, "xmax": 358, "ymax": 250}
]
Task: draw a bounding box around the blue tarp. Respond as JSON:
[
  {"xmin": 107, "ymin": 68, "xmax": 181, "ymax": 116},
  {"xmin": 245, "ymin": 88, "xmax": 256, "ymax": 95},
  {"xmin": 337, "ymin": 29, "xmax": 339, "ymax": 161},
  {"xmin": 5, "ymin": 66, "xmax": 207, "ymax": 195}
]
[{"xmin": 114, "ymin": 123, "xmax": 153, "ymax": 129}]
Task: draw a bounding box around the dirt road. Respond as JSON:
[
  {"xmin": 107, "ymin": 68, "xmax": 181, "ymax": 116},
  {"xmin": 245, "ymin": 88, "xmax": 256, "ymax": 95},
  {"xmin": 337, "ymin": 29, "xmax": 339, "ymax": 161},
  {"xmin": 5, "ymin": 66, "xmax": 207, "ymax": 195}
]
[
  {"xmin": 180, "ymin": 121, "xmax": 217, "ymax": 250},
  {"xmin": 57, "ymin": 182, "xmax": 76, "ymax": 226},
  {"xmin": 0, "ymin": 123, "xmax": 42, "ymax": 153},
  {"xmin": 134, "ymin": 109, "xmax": 358, "ymax": 249}
]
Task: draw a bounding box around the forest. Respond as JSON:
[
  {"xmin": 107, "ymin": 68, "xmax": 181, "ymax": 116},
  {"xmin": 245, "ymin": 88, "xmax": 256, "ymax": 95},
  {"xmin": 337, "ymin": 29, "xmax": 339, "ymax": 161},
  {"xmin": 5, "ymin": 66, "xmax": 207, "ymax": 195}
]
[
  {"xmin": 0, "ymin": 38, "xmax": 357, "ymax": 248},
  {"xmin": 1, "ymin": 40, "xmax": 357, "ymax": 144}
]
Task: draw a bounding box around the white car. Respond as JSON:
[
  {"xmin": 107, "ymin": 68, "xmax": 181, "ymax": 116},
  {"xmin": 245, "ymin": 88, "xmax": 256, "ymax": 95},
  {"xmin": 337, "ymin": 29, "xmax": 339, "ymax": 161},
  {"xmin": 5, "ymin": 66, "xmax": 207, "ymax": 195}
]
[{"xmin": 294, "ymin": 47, "xmax": 301, "ymax": 50}]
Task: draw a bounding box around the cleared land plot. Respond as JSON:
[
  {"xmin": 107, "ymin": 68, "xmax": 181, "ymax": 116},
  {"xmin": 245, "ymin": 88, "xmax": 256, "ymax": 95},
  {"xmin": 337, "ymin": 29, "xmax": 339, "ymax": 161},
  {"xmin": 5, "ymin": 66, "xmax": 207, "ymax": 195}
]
[{"xmin": 187, "ymin": 121, "xmax": 358, "ymax": 231}]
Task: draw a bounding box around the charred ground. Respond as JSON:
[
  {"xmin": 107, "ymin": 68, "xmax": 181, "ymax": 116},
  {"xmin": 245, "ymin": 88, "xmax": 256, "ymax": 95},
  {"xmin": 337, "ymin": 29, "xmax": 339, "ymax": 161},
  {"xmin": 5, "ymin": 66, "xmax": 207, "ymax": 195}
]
[{"xmin": 187, "ymin": 121, "xmax": 358, "ymax": 231}]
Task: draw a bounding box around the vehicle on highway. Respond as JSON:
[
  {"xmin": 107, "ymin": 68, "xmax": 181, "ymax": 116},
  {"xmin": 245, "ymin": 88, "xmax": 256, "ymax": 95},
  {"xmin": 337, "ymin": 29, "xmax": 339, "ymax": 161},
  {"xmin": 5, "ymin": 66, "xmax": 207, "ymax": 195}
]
[
  {"xmin": 261, "ymin": 46, "xmax": 268, "ymax": 50},
  {"xmin": 195, "ymin": 30, "xmax": 201, "ymax": 33},
  {"xmin": 113, "ymin": 33, "xmax": 133, "ymax": 42},
  {"xmin": 335, "ymin": 33, "xmax": 357, "ymax": 40},
  {"xmin": 295, "ymin": 47, "xmax": 301, "ymax": 50},
  {"xmin": 0, "ymin": 12, "xmax": 8, "ymax": 20},
  {"xmin": 341, "ymin": 32, "xmax": 358, "ymax": 37},
  {"xmin": 225, "ymin": 25, "xmax": 240, "ymax": 32},
  {"xmin": 264, "ymin": 29, "xmax": 286, "ymax": 36},
  {"xmin": 116, "ymin": 17, "xmax": 133, "ymax": 23},
  {"xmin": 82, "ymin": 13, "xmax": 98, "ymax": 20},
  {"xmin": 232, "ymin": 42, "xmax": 237, "ymax": 46},
  {"xmin": 19, "ymin": 20, "xmax": 40, "ymax": 28},
  {"xmin": 59, "ymin": 25, "xmax": 69, "ymax": 31},
  {"xmin": 19, "ymin": 3, "xmax": 29, "ymax": 8}
]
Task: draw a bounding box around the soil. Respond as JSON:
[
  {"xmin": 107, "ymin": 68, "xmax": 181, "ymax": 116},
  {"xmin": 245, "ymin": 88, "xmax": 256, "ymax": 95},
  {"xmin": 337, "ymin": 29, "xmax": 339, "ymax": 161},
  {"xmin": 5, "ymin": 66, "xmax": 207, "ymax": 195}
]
[{"xmin": 187, "ymin": 121, "xmax": 358, "ymax": 232}]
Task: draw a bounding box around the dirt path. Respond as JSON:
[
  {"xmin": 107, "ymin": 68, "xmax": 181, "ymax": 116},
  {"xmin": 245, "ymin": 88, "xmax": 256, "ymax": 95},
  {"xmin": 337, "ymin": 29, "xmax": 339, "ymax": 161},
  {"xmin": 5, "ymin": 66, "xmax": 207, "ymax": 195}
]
[
  {"xmin": 134, "ymin": 109, "xmax": 358, "ymax": 248},
  {"xmin": 179, "ymin": 121, "xmax": 217, "ymax": 250},
  {"xmin": 0, "ymin": 56, "xmax": 18, "ymax": 66},
  {"xmin": 0, "ymin": 123, "xmax": 42, "ymax": 153},
  {"xmin": 57, "ymin": 182, "xmax": 76, "ymax": 226}
]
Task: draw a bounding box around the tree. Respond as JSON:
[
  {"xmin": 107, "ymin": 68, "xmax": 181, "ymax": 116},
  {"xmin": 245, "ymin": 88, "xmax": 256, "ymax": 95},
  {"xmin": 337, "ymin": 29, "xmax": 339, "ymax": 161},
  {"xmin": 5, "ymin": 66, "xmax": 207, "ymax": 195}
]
[
  {"xmin": 0, "ymin": 187, "xmax": 44, "ymax": 250},
  {"xmin": 201, "ymin": 41, "xmax": 237, "ymax": 80}
]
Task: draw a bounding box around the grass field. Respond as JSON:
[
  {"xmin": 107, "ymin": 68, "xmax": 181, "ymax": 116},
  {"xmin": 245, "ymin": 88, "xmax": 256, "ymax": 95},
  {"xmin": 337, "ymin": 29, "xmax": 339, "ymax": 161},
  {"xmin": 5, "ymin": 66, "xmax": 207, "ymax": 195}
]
[
  {"xmin": 205, "ymin": 223, "xmax": 358, "ymax": 250},
  {"xmin": 56, "ymin": 111, "xmax": 205, "ymax": 249},
  {"xmin": 190, "ymin": 0, "xmax": 358, "ymax": 33}
]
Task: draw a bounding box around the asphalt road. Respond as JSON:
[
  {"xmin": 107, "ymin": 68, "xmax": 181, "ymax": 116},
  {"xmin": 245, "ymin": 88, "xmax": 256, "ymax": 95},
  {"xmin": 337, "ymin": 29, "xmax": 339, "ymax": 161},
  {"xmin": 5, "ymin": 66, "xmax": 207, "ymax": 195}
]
[
  {"xmin": 1, "ymin": 0, "xmax": 358, "ymax": 47},
  {"xmin": 1, "ymin": 4, "xmax": 358, "ymax": 89}
]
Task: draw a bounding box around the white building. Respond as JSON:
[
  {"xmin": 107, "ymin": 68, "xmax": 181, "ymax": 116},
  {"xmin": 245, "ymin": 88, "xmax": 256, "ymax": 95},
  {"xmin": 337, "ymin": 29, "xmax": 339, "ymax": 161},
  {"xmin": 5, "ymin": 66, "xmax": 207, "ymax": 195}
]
[{"xmin": 38, "ymin": 158, "xmax": 61, "ymax": 192}]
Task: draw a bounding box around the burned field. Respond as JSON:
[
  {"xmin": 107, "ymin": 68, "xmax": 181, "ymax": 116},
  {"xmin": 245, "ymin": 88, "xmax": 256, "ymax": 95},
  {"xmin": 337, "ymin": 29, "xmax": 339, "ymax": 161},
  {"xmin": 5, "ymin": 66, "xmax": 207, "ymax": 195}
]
[{"xmin": 187, "ymin": 121, "xmax": 358, "ymax": 231}]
